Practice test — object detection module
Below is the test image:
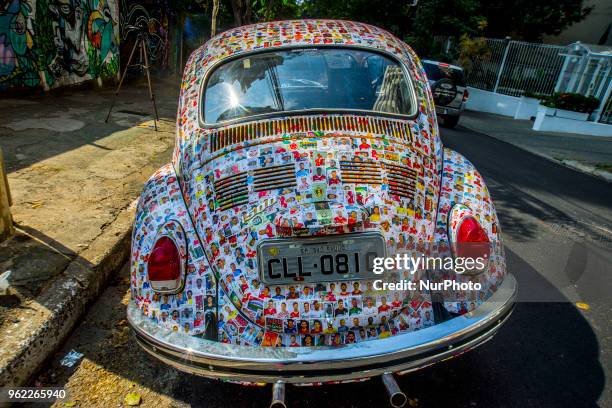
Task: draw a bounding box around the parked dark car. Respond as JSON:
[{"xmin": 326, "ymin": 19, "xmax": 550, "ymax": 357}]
[{"xmin": 422, "ymin": 60, "xmax": 469, "ymax": 128}]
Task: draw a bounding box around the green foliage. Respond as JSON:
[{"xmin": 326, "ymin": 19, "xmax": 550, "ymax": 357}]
[
  {"xmin": 87, "ymin": 45, "xmax": 101, "ymax": 79},
  {"xmin": 86, "ymin": 43, "xmax": 118, "ymax": 81},
  {"xmin": 523, "ymin": 90, "xmax": 548, "ymax": 99},
  {"xmin": 523, "ymin": 92, "xmax": 543, "ymax": 99},
  {"xmin": 101, "ymin": 55, "xmax": 120, "ymax": 79},
  {"xmin": 32, "ymin": 0, "xmax": 55, "ymax": 74},
  {"xmin": 294, "ymin": 0, "xmax": 593, "ymax": 55},
  {"xmin": 478, "ymin": 0, "xmax": 592, "ymax": 41},
  {"xmin": 296, "ymin": 0, "xmax": 486, "ymax": 57},
  {"xmin": 410, "ymin": 0, "xmax": 485, "ymax": 38},
  {"xmin": 299, "ymin": 0, "xmax": 413, "ymax": 38},
  {"xmin": 457, "ymin": 34, "xmax": 490, "ymax": 74},
  {"xmin": 540, "ymin": 92, "xmax": 600, "ymax": 113},
  {"xmin": 178, "ymin": 0, "xmax": 593, "ymax": 60},
  {"xmin": 252, "ymin": 0, "xmax": 298, "ymax": 21}
]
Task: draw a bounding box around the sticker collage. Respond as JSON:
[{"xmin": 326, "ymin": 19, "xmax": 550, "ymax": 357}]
[
  {"xmin": 130, "ymin": 20, "xmax": 506, "ymax": 348},
  {"xmin": 197, "ymin": 132, "xmax": 439, "ymax": 347}
]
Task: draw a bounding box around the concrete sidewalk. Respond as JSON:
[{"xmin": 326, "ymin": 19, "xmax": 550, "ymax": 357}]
[
  {"xmin": 0, "ymin": 79, "xmax": 179, "ymax": 387},
  {"xmin": 459, "ymin": 111, "xmax": 612, "ymax": 182}
]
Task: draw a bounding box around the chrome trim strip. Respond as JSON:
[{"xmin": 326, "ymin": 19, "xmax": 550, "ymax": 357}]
[{"xmin": 128, "ymin": 274, "xmax": 516, "ymax": 382}]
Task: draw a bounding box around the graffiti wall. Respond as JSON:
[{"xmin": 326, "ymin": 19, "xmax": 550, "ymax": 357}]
[
  {"xmin": 0, "ymin": 0, "xmax": 119, "ymax": 91},
  {"xmin": 120, "ymin": 0, "xmax": 172, "ymax": 73}
]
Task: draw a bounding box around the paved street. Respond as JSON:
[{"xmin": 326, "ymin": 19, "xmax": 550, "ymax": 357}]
[
  {"xmin": 0, "ymin": 82, "xmax": 178, "ymax": 301},
  {"xmin": 459, "ymin": 111, "xmax": 612, "ymax": 182},
  {"xmin": 0, "ymin": 82, "xmax": 180, "ymax": 387},
  {"xmin": 30, "ymin": 124, "xmax": 612, "ymax": 408}
]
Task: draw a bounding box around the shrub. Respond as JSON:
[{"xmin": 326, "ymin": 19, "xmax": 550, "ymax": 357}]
[
  {"xmin": 458, "ymin": 34, "xmax": 491, "ymax": 75},
  {"xmin": 540, "ymin": 92, "xmax": 600, "ymax": 113},
  {"xmin": 523, "ymin": 90, "xmax": 548, "ymax": 99}
]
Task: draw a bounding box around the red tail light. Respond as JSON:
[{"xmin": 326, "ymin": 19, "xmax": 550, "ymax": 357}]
[
  {"xmin": 148, "ymin": 236, "xmax": 182, "ymax": 292},
  {"xmin": 462, "ymin": 89, "xmax": 469, "ymax": 102},
  {"xmin": 456, "ymin": 216, "xmax": 490, "ymax": 262}
]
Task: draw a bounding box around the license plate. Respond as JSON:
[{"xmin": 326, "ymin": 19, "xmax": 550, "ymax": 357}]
[{"xmin": 258, "ymin": 233, "xmax": 386, "ymax": 285}]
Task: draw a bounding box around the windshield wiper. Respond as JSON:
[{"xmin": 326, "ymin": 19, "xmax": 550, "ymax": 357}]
[{"xmin": 266, "ymin": 62, "xmax": 285, "ymax": 112}]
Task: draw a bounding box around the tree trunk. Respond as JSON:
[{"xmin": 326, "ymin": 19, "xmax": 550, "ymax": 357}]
[
  {"xmin": 211, "ymin": 0, "xmax": 220, "ymax": 36},
  {"xmin": 231, "ymin": 0, "xmax": 243, "ymax": 27},
  {"xmin": 230, "ymin": 0, "xmax": 253, "ymax": 27},
  {"xmin": 244, "ymin": 0, "xmax": 252, "ymax": 25}
]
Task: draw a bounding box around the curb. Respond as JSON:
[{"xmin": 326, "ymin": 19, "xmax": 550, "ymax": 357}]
[
  {"xmin": 551, "ymin": 158, "xmax": 612, "ymax": 184},
  {"xmin": 459, "ymin": 122, "xmax": 612, "ymax": 184},
  {"xmin": 0, "ymin": 206, "xmax": 134, "ymax": 388}
]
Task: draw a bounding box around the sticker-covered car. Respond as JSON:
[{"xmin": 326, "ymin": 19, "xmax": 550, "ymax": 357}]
[{"xmin": 128, "ymin": 19, "xmax": 516, "ymax": 407}]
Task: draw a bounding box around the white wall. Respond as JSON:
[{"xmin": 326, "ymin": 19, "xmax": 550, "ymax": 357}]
[
  {"xmin": 464, "ymin": 87, "xmax": 521, "ymax": 117},
  {"xmin": 514, "ymin": 97, "xmax": 540, "ymax": 120},
  {"xmin": 533, "ymin": 114, "xmax": 612, "ymax": 136}
]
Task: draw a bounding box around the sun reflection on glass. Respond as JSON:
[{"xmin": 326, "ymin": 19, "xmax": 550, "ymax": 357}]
[{"xmin": 228, "ymin": 86, "xmax": 240, "ymax": 108}]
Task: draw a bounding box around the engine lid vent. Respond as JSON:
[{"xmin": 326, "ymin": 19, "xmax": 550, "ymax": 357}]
[
  {"xmin": 339, "ymin": 159, "xmax": 382, "ymax": 185},
  {"xmin": 252, "ymin": 164, "xmax": 296, "ymax": 192},
  {"xmin": 385, "ymin": 163, "xmax": 417, "ymax": 199},
  {"xmin": 214, "ymin": 172, "xmax": 248, "ymax": 210},
  {"xmin": 209, "ymin": 115, "xmax": 413, "ymax": 152}
]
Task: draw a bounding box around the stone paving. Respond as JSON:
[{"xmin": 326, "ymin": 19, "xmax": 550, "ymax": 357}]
[{"xmin": 0, "ymin": 79, "xmax": 179, "ymax": 386}]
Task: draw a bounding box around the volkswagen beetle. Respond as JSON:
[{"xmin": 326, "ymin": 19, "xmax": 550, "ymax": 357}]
[{"xmin": 128, "ymin": 19, "xmax": 516, "ymax": 407}]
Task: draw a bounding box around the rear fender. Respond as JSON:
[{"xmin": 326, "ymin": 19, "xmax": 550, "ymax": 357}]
[
  {"xmin": 131, "ymin": 164, "xmax": 217, "ymax": 338},
  {"xmin": 433, "ymin": 148, "xmax": 506, "ymax": 313}
]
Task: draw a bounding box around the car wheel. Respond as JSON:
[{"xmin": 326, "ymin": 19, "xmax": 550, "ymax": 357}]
[{"xmin": 442, "ymin": 115, "xmax": 459, "ymax": 128}]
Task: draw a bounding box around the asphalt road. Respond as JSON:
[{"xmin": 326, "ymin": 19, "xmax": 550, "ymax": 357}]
[{"xmin": 31, "ymin": 124, "xmax": 612, "ymax": 408}]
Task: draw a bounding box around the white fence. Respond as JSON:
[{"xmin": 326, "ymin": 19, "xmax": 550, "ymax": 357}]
[
  {"xmin": 555, "ymin": 43, "xmax": 612, "ymax": 125},
  {"xmin": 465, "ymin": 38, "xmax": 566, "ymax": 97},
  {"xmin": 435, "ymin": 36, "xmax": 612, "ymax": 126},
  {"xmin": 600, "ymin": 96, "xmax": 612, "ymax": 124}
]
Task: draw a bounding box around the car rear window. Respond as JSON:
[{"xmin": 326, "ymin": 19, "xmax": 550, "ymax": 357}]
[
  {"xmin": 422, "ymin": 62, "xmax": 466, "ymax": 87},
  {"xmin": 203, "ymin": 48, "xmax": 417, "ymax": 124}
]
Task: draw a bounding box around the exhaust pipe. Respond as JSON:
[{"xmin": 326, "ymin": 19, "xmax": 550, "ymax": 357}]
[
  {"xmin": 382, "ymin": 373, "xmax": 407, "ymax": 408},
  {"xmin": 270, "ymin": 381, "xmax": 287, "ymax": 408}
]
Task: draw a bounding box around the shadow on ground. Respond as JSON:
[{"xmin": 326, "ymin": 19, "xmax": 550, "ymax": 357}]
[
  {"xmin": 0, "ymin": 79, "xmax": 179, "ymax": 174},
  {"xmin": 28, "ymin": 246, "xmax": 605, "ymax": 408},
  {"xmin": 0, "ymin": 226, "xmax": 76, "ymax": 327},
  {"xmin": 441, "ymin": 126, "xmax": 612, "ymax": 243}
]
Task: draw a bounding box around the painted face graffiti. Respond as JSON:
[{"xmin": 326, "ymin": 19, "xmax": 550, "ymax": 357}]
[{"xmin": 1, "ymin": 0, "xmax": 119, "ymax": 90}]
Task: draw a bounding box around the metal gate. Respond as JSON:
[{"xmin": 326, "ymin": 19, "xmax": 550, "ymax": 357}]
[
  {"xmin": 465, "ymin": 39, "xmax": 566, "ymax": 97},
  {"xmin": 599, "ymin": 93, "xmax": 612, "ymax": 124}
]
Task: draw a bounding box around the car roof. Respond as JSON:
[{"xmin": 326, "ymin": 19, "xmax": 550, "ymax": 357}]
[
  {"xmin": 422, "ymin": 59, "xmax": 464, "ymax": 71},
  {"xmin": 189, "ymin": 20, "xmax": 411, "ymax": 71}
]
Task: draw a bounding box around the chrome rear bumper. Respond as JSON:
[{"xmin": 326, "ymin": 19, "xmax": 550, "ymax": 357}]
[
  {"xmin": 436, "ymin": 105, "xmax": 463, "ymax": 117},
  {"xmin": 128, "ymin": 274, "xmax": 517, "ymax": 384}
]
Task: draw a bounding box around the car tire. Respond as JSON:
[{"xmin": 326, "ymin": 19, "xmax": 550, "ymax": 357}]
[
  {"xmin": 441, "ymin": 115, "xmax": 460, "ymax": 128},
  {"xmin": 431, "ymin": 78, "xmax": 457, "ymax": 106}
]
